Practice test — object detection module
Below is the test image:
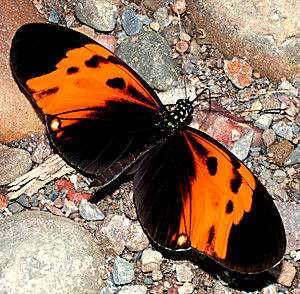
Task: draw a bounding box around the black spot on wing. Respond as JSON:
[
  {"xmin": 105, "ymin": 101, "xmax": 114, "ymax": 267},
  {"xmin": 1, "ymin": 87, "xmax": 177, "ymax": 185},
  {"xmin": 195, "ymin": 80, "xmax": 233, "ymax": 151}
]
[
  {"xmin": 230, "ymin": 171, "xmax": 242, "ymax": 193},
  {"xmin": 206, "ymin": 156, "xmax": 217, "ymax": 175},
  {"xmin": 37, "ymin": 87, "xmax": 59, "ymax": 98},
  {"xmin": 67, "ymin": 67, "xmax": 79, "ymax": 74},
  {"xmin": 85, "ymin": 55, "xmax": 107, "ymax": 68},
  {"xmin": 106, "ymin": 78, "xmax": 126, "ymax": 90},
  {"xmin": 108, "ymin": 55, "xmax": 123, "ymax": 66},
  {"xmin": 226, "ymin": 200, "xmax": 233, "ymax": 214},
  {"xmin": 207, "ymin": 226, "xmax": 215, "ymax": 246},
  {"xmin": 231, "ymin": 156, "xmax": 241, "ymax": 169}
]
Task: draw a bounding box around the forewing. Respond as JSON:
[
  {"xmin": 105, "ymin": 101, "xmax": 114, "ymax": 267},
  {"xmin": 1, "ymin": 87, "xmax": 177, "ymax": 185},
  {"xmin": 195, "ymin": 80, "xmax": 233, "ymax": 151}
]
[
  {"xmin": 133, "ymin": 127, "xmax": 286, "ymax": 273},
  {"xmin": 10, "ymin": 23, "xmax": 165, "ymax": 184}
]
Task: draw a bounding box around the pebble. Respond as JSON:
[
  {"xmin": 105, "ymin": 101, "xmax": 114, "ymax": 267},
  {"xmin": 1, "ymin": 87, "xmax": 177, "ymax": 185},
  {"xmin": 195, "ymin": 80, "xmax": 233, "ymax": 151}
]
[
  {"xmin": 231, "ymin": 129, "xmax": 254, "ymax": 161},
  {"xmin": 284, "ymin": 145, "xmax": 300, "ymax": 165},
  {"xmin": 176, "ymin": 40, "xmax": 189, "ymax": 53},
  {"xmin": 175, "ymin": 263, "xmax": 194, "ymax": 282},
  {"xmin": 137, "ymin": 14, "xmax": 152, "ymax": 26},
  {"xmin": 118, "ymin": 285, "xmax": 147, "ymax": 294},
  {"xmin": 178, "ymin": 282, "xmax": 194, "ymax": 294},
  {"xmin": 113, "ymin": 257, "xmax": 134, "ymax": 285},
  {"xmin": 153, "ymin": 7, "xmax": 171, "ymax": 30},
  {"xmin": 171, "ymin": 0, "xmax": 187, "ymax": 14},
  {"xmin": 141, "ymin": 248, "xmax": 163, "ymax": 272},
  {"xmin": 262, "ymin": 96, "xmax": 281, "ymax": 113},
  {"xmin": 267, "ymin": 140, "xmax": 295, "ymax": 166},
  {"xmin": 48, "ymin": 9, "xmax": 60, "ymax": 23},
  {"xmin": 223, "ymin": 57, "xmax": 253, "ymax": 89},
  {"xmin": 276, "ymin": 260, "xmax": 296, "ymax": 287},
  {"xmin": 265, "ymin": 180, "xmax": 289, "ymax": 201},
  {"xmin": 255, "ymin": 114, "xmax": 273, "ymax": 129},
  {"xmin": 99, "ymin": 278, "xmax": 118, "ymax": 294},
  {"xmin": 0, "ymin": 211, "xmax": 105, "ymax": 293},
  {"xmin": 0, "ymin": 195, "xmax": 8, "ymax": 212},
  {"xmin": 158, "ymin": 85, "xmax": 196, "ymax": 105},
  {"xmin": 152, "ymin": 269, "xmax": 163, "ymax": 281},
  {"xmin": 31, "ymin": 135, "xmax": 52, "ymax": 163},
  {"xmin": 7, "ymin": 202, "xmax": 24, "ymax": 214},
  {"xmin": 278, "ymin": 80, "xmax": 298, "ymax": 97},
  {"xmin": 272, "ymin": 169, "xmax": 287, "ymax": 183},
  {"xmin": 161, "ymin": 25, "xmax": 180, "ymax": 46},
  {"xmin": 272, "ymin": 121, "xmax": 293, "ymax": 141},
  {"xmin": 0, "ymin": 146, "xmax": 32, "ymax": 186},
  {"xmin": 95, "ymin": 214, "xmax": 130, "ymax": 255},
  {"xmin": 260, "ymin": 284, "xmax": 277, "ymax": 294},
  {"xmin": 121, "ymin": 8, "xmax": 143, "ymax": 36},
  {"xmin": 79, "ymin": 198, "xmax": 104, "ymax": 221},
  {"xmin": 17, "ymin": 194, "xmax": 31, "ymax": 208},
  {"xmin": 262, "ymin": 129, "xmax": 277, "ymax": 147},
  {"xmin": 125, "ymin": 221, "xmax": 149, "ymax": 251},
  {"xmin": 75, "ymin": 0, "xmax": 118, "ymax": 31}
]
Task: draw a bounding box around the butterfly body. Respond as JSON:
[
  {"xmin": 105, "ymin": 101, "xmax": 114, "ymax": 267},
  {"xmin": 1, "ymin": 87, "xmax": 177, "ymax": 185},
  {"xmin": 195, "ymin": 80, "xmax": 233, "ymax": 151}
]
[{"xmin": 10, "ymin": 23, "xmax": 286, "ymax": 274}]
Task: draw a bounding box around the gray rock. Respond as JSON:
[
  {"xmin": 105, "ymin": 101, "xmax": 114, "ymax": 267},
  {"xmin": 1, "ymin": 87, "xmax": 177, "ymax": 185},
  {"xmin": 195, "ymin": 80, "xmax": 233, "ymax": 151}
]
[
  {"xmin": 17, "ymin": 194, "xmax": 31, "ymax": 208},
  {"xmin": 95, "ymin": 214, "xmax": 130, "ymax": 255},
  {"xmin": 7, "ymin": 202, "xmax": 24, "ymax": 214},
  {"xmin": 153, "ymin": 7, "xmax": 171, "ymax": 30},
  {"xmin": 79, "ymin": 198, "xmax": 104, "ymax": 221},
  {"xmin": 141, "ymin": 248, "xmax": 163, "ymax": 272},
  {"xmin": 272, "ymin": 121, "xmax": 293, "ymax": 141},
  {"xmin": 231, "ymin": 129, "xmax": 254, "ymax": 161},
  {"xmin": 0, "ymin": 145, "xmax": 32, "ymax": 185},
  {"xmin": 262, "ymin": 129, "xmax": 276, "ymax": 147},
  {"xmin": 277, "ymin": 80, "xmax": 298, "ymax": 97},
  {"xmin": 121, "ymin": 8, "xmax": 143, "ymax": 36},
  {"xmin": 157, "ymin": 85, "xmax": 196, "ymax": 105},
  {"xmin": 75, "ymin": 0, "xmax": 118, "ymax": 32},
  {"xmin": 254, "ymin": 114, "xmax": 273, "ymax": 130},
  {"xmin": 0, "ymin": 211, "xmax": 105, "ymax": 294},
  {"xmin": 99, "ymin": 278, "xmax": 118, "ymax": 294},
  {"xmin": 48, "ymin": 9, "xmax": 59, "ymax": 23},
  {"xmin": 175, "ymin": 263, "xmax": 194, "ymax": 282},
  {"xmin": 125, "ymin": 221, "xmax": 149, "ymax": 252},
  {"xmin": 284, "ymin": 145, "xmax": 300, "ymax": 165},
  {"xmin": 113, "ymin": 257, "xmax": 134, "ymax": 285},
  {"xmin": 272, "ymin": 169, "xmax": 287, "ymax": 183},
  {"xmin": 119, "ymin": 285, "xmax": 147, "ymax": 294},
  {"xmin": 115, "ymin": 31, "xmax": 179, "ymax": 91}
]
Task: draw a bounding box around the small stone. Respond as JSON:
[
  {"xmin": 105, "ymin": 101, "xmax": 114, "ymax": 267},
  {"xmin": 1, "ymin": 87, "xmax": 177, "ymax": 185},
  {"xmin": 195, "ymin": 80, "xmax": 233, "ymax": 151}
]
[
  {"xmin": 0, "ymin": 195, "xmax": 8, "ymax": 212},
  {"xmin": 276, "ymin": 260, "xmax": 296, "ymax": 287},
  {"xmin": 284, "ymin": 145, "xmax": 300, "ymax": 165},
  {"xmin": 272, "ymin": 170, "xmax": 286, "ymax": 183},
  {"xmin": 94, "ymin": 34, "xmax": 117, "ymax": 52},
  {"xmin": 137, "ymin": 14, "xmax": 152, "ymax": 26},
  {"xmin": 45, "ymin": 204, "xmax": 65, "ymax": 216},
  {"xmin": 212, "ymin": 281, "xmax": 231, "ymax": 294},
  {"xmin": 231, "ymin": 129, "xmax": 254, "ymax": 161},
  {"xmin": 262, "ymin": 129, "xmax": 276, "ymax": 147},
  {"xmin": 7, "ymin": 202, "xmax": 24, "ymax": 214},
  {"xmin": 272, "ymin": 121, "xmax": 293, "ymax": 141},
  {"xmin": 79, "ymin": 198, "xmax": 104, "ymax": 221},
  {"xmin": 113, "ymin": 257, "xmax": 134, "ymax": 285},
  {"xmin": 150, "ymin": 21, "xmax": 160, "ymax": 32},
  {"xmin": 152, "ymin": 269, "xmax": 163, "ymax": 281},
  {"xmin": 125, "ymin": 221, "xmax": 149, "ymax": 252},
  {"xmin": 17, "ymin": 194, "xmax": 31, "ymax": 208},
  {"xmin": 153, "ymin": 7, "xmax": 171, "ymax": 30},
  {"xmin": 262, "ymin": 95, "xmax": 281, "ymax": 113},
  {"xmin": 223, "ymin": 57, "xmax": 253, "ymax": 89},
  {"xmin": 31, "ymin": 135, "xmax": 51, "ymax": 163},
  {"xmin": 178, "ymin": 282, "xmax": 194, "ymax": 294},
  {"xmin": 158, "ymin": 85, "xmax": 196, "ymax": 105},
  {"xmin": 0, "ymin": 146, "xmax": 32, "ymax": 186},
  {"xmin": 75, "ymin": 0, "xmax": 118, "ymax": 32},
  {"xmin": 265, "ymin": 180, "xmax": 289, "ymax": 201},
  {"xmin": 267, "ymin": 140, "xmax": 294, "ymax": 166},
  {"xmin": 161, "ymin": 25, "xmax": 180, "ymax": 46},
  {"xmin": 118, "ymin": 285, "xmax": 147, "ymax": 294},
  {"xmin": 277, "ymin": 80, "xmax": 298, "ymax": 97},
  {"xmin": 251, "ymin": 100, "xmax": 263, "ymax": 113},
  {"xmin": 96, "ymin": 214, "xmax": 130, "ymax": 255},
  {"xmin": 171, "ymin": 0, "xmax": 187, "ymax": 14},
  {"xmin": 175, "ymin": 263, "xmax": 194, "ymax": 282},
  {"xmin": 253, "ymin": 72, "xmax": 261, "ymax": 79},
  {"xmin": 122, "ymin": 8, "xmax": 143, "ymax": 36},
  {"xmin": 141, "ymin": 248, "xmax": 163, "ymax": 272},
  {"xmin": 48, "ymin": 9, "xmax": 60, "ymax": 23},
  {"xmin": 176, "ymin": 40, "xmax": 189, "ymax": 53},
  {"xmin": 260, "ymin": 284, "xmax": 277, "ymax": 294},
  {"xmin": 231, "ymin": 129, "xmax": 241, "ymax": 141},
  {"xmin": 255, "ymin": 114, "xmax": 273, "ymax": 130}
]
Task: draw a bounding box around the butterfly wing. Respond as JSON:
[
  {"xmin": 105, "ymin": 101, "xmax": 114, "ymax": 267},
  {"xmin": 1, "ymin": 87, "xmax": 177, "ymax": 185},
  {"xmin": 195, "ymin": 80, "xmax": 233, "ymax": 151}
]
[
  {"xmin": 133, "ymin": 126, "xmax": 286, "ymax": 273},
  {"xmin": 10, "ymin": 23, "xmax": 165, "ymax": 185}
]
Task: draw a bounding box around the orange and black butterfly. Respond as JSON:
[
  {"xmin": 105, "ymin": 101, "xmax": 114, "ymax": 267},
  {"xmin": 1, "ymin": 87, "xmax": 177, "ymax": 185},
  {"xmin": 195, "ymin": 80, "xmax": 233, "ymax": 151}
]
[{"xmin": 10, "ymin": 23, "xmax": 286, "ymax": 273}]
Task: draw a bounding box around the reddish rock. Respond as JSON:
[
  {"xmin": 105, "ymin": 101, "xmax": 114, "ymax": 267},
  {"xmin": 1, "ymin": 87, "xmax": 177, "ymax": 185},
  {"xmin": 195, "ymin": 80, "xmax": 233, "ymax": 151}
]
[
  {"xmin": 0, "ymin": 0, "xmax": 46, "ymax": 143},
  {"xmin": 0, "ymin": 195, "xmax": 8, "ymax": 212},
  {"xmin": 267, "ymin": 140, "xmax": 295, "ymax": 166},
  {"xmin": 186, "ymin": 0, "xmax": 300, "ymax": 81},
  {"xmin": 276, "ymin": 260, "xmax": 296, "ymax": 287},
  {"xmin": 94, "ymin": 34, "xmax": 117, "ymax": 52},
  {"xmin": 223, "ymin": 58, "xmax": 253, "ymax": 89},
  {"xmin": 45, "ymin": 204, "xmax": 65, "ymax": 216},
  {"xmin": 171, "ymin": 0, "xmax": 187, "ymax": 14}
]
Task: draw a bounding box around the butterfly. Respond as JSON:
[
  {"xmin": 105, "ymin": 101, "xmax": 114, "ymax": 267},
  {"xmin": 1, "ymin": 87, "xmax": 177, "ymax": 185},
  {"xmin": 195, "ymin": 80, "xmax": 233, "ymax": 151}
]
[{"xmin": 10, "ymin": 23, "xmax": 286, "ymax": 274}]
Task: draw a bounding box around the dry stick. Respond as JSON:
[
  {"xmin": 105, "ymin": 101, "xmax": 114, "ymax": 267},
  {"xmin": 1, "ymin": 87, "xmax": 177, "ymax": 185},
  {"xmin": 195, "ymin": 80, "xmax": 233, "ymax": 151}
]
[{"xmin": 7, "ymin": 154, "xmax": 74, "ymax": 200}]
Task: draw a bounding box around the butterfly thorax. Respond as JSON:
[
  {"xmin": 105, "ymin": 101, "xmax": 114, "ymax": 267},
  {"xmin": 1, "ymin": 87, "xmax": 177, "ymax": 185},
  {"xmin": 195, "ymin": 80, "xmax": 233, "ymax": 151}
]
[{"xmin": 159, "ymin": 99, "xmax": 194, "ymax": 133}]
